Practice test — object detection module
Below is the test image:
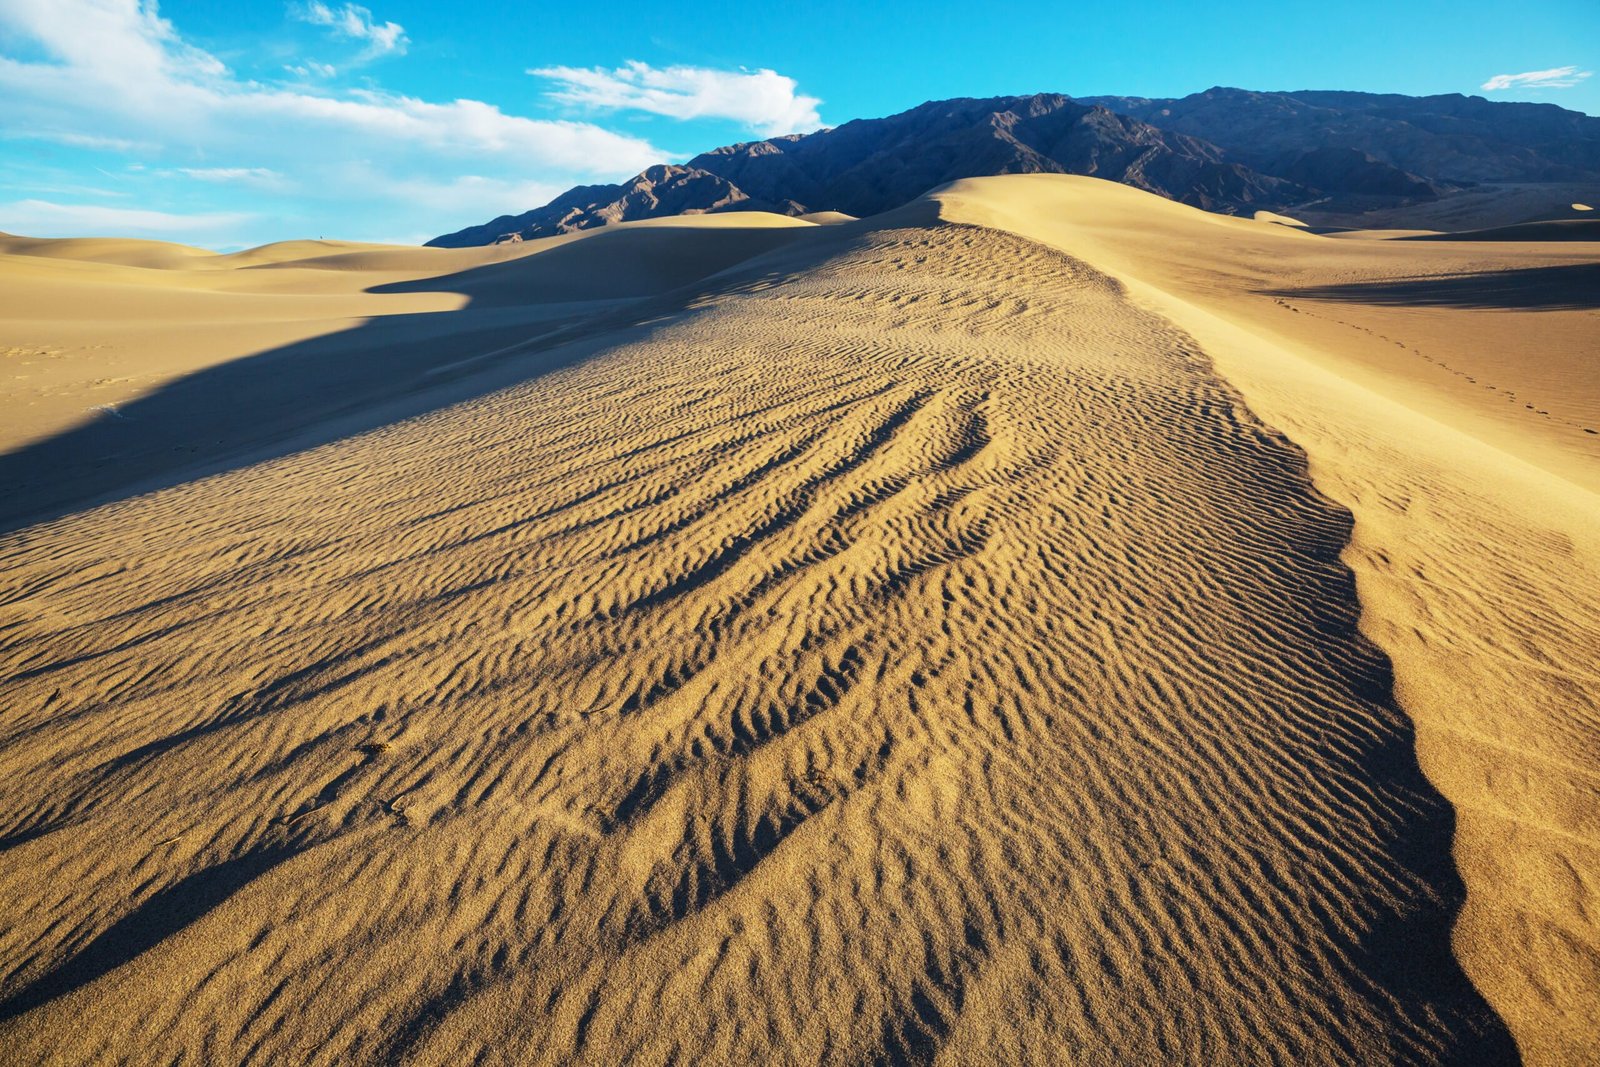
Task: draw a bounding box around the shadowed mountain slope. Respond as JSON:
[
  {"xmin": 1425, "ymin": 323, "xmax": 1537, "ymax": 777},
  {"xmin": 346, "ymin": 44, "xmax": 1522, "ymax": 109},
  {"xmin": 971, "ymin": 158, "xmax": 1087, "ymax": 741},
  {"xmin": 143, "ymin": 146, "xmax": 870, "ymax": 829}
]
[{"xmin": 1086, "ymin": 87, "xmax": 1600, "ymax": 183}]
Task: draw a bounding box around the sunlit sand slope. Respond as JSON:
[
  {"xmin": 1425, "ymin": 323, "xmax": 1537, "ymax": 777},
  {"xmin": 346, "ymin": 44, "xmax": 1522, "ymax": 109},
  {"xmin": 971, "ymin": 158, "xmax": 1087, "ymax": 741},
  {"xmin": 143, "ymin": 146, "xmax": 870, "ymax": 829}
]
[
  {"xmin": 933, "ymin": 174, "xmax": 1600, "ymax": 1064},
  {"xmin": 0, "ymin": 204, "xmax": 1525, "ymax": 1063}
]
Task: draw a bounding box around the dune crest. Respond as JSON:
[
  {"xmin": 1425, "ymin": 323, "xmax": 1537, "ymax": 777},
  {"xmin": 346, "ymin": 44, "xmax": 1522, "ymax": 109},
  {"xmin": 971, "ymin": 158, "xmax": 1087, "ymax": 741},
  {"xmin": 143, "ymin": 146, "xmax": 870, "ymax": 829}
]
[{"xmin": 933, "ymin": 174, "xmax": 1600, "ymax": 1063}]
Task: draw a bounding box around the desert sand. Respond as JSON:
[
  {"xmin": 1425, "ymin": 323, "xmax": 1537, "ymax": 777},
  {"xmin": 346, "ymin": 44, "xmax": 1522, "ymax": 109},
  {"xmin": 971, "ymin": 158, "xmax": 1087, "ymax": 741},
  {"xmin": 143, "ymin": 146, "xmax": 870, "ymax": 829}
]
[{"xmin": 1, "ymin": 176, "xmax": 1596, "ymax": 1064}]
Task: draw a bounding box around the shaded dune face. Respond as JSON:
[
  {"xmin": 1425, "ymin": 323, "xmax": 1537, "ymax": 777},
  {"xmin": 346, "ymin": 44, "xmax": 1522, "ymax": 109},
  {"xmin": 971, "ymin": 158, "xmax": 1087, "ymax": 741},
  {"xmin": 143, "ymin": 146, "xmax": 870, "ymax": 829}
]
[{"xmin": 0, "ymin": 224, "xmax": 1509, "ymax": 1063}]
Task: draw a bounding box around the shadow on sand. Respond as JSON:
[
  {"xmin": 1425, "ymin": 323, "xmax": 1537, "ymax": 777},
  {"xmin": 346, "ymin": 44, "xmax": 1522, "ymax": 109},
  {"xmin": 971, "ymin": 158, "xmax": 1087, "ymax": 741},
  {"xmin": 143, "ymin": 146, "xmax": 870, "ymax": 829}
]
[
  {"xmin": 0, "ymin": 845, "xmax": 299, "ymax": 1024},
  {"xmin": 1266, "ymin": 262, "xmax": 1600, "ymax": 312}
]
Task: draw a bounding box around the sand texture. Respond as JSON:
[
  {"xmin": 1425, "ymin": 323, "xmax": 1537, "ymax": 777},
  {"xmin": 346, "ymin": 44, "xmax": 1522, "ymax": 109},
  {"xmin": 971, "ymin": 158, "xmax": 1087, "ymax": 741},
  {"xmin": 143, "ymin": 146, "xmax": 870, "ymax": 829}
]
[{"xmin": 1, "ymin": 178, "xmax": 1596, "ymax": 1064}]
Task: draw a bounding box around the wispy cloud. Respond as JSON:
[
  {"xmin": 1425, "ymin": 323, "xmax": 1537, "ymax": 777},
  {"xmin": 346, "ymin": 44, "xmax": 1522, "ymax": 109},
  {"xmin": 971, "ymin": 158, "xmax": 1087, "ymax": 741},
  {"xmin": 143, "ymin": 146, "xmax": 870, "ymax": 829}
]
[
  {"xmin": 1481, "ymin": 66, "xmax": 1593, "ymax": 91},
  {"xmin": 292, "ymin": 2, "xmax": 406, "ymax": 60},
  {"xmin": 532, "ymin": 60, "xmax": 823, "ymax": 136},
  {"xmin": 175, "ymin": 166, "xmax": 290, "ymax": 191},
  {"xmin": 0, "ymin": 199, "xmax": 252, "ymax": 239},
  {"xmin": 9, "ymin": 129, "xmax": 149, "ymax": 152},
  {"xmin": 0, "ymin": 4, "xmax": 828, "ymax": 245},
  {"xmin": 285, "ymin": 60, "xmax": 338, "ymax": 79}
]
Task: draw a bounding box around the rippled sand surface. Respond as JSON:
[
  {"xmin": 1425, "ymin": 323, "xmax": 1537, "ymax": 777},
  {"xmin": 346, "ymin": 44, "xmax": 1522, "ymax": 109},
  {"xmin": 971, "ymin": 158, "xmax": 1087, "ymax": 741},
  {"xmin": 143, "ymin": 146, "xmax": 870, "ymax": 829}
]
[{"xmin": 1, "ymin": 178, "xmax": 1595, "ymax": 1063}]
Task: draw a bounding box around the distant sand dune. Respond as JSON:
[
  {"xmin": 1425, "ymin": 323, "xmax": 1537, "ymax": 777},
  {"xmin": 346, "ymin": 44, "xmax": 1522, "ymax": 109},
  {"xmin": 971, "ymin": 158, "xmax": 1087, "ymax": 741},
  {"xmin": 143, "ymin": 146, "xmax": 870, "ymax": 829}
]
[
  {"xmin": 1252, "ymin": 209, "xmax": 1309, "ymax": 228},
  {"xmin": 0, "ymin": 179, "xmax": 1595, "ymax": 1063},
  {"xmin": 0, "ymin": 233, "xmax": 218, "ymax": 269},
  {"xmin": 799, "ymin": 210, "xmax": 859, "ymax": 225}
]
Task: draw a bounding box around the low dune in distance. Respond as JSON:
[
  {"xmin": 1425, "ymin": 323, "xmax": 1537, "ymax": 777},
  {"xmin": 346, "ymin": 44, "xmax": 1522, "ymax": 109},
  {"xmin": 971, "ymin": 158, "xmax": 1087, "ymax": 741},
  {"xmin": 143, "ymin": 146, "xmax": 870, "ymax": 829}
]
[
  {"xmin": 799, "ymin": 211, "xmax": 860, "ymax": 225},
  {"xmin": 1, "ymin": 177, "xmax": 1596, "ymax": 1064},
  {"xmin": 1252, "ymin": 209, "xmax": 1309, "ymax": 228}
]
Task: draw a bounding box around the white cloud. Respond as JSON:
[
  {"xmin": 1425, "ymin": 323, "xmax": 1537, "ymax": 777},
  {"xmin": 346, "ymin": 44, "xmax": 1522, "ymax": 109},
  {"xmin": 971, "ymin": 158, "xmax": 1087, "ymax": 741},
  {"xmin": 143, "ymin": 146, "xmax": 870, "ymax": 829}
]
[
  {"xmin": 0, "ymin": 1, "xmax": 671, "ymax": 244},
  {"xmin": 0, "ymin": 1, "xmax": 661, "ymax": 195},
  {"xmin": 0, "ymin": 199, "xmax": 251, "ymax": 239},
  {"xmin": 1481, "ymin": 66, "xmax": 1593, "ymax": 91},
  {"xmin": 0, "ymin": 0, "xmax": 226, "ymax": 84},
  {"xmin": 292, "ymin": 2, "xmax": 406, "ymax": 60},
  {"xmin": 532, "ymin": 60, "xmax": 823, "ymax": 136}
]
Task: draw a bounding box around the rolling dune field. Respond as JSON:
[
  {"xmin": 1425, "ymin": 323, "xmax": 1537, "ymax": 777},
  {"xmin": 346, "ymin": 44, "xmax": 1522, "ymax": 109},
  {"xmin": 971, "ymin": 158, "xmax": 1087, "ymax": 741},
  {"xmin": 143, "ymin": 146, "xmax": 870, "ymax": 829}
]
[{"xmin": 1, "ymin": 177, "xmax": 1596, "ymax": 1064}]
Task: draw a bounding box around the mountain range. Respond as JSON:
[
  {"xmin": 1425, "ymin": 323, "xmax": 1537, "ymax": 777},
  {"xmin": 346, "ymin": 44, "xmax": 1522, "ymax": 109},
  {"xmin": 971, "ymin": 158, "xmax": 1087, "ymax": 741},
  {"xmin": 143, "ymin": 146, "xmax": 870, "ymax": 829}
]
[{"xmin": 427, "ymin": 88, "xmax": 1600, "ymax": 246}]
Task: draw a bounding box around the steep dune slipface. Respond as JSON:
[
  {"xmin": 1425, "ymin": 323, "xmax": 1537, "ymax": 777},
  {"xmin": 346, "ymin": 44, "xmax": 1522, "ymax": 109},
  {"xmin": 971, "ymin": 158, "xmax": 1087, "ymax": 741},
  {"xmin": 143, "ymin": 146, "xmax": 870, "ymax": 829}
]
[
  {"xmin": 932, "ymin": 174, "xmax": 1600, "ymax": 1063},
  {"xmin": 0, "ymin": 210, "xmax": 1519, "ymax": 1062}
]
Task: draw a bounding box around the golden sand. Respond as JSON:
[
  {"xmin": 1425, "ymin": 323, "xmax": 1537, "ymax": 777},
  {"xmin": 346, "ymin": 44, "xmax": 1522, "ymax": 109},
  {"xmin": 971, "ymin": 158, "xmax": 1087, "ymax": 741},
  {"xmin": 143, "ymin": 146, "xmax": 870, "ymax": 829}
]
[{"xmin": 1, "ymin": 178, "xmax": 1595, "ymax": 1063}]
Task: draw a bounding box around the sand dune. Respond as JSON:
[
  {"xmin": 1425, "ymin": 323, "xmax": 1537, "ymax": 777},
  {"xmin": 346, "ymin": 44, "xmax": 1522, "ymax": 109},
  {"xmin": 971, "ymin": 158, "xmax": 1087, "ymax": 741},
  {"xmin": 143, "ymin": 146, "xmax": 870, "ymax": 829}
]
[
  {"xmin": 1252, "ymin": 209, "xmax": 1309, "ymax": 228},
  {"xmin": 0, "ymin": 233, "xmax": 219, "ymax": 270},
  {"xmin": 933, "ymin": 175, "xmax": 1600, "ymax": 1062},
  {"xmin": 1, "ymin": 178, "xmax": 1595, "ymax": 1063},
  {"xmin": 799, "ymin": 211, "xmax": 860, "ymax": 226}
]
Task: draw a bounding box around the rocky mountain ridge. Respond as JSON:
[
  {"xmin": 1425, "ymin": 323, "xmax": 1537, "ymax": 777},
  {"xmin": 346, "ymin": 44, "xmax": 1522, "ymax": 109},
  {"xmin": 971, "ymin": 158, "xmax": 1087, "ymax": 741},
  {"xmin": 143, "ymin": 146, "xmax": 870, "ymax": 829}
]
[{"xmin": 427, "ymin": 89, "xmax": 1600, "ymax": 246}]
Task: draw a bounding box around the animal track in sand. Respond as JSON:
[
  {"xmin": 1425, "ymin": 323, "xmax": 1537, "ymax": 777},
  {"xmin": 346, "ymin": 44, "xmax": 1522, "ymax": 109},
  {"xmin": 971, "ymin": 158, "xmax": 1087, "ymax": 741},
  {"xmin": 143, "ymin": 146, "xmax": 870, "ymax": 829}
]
[{"xmin": 1272, "ymin": 295, "xmax": 1583, "ymax": 431}]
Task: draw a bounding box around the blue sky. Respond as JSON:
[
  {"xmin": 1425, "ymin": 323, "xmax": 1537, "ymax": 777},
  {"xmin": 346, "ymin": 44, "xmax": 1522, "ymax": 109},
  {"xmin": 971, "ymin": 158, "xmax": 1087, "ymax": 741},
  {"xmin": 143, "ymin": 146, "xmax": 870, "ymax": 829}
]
[{"xmin": 2, "ymin": 0, "xmax": 1596, "ymax": 248}]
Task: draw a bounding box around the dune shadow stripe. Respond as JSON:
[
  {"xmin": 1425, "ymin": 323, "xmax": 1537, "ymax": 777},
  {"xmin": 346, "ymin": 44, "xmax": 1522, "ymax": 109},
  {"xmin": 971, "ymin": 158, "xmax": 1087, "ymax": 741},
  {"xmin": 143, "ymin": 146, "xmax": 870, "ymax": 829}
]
[
  {"xmin": 0, "ymin": 846, "xmax": 297, "ymax": 1024},
  {"xmin": 1264, "ymin": 263, "xmax": 1600, "ymax": 311},
  {"xmin": 1176, "ymin": 329, "xmax": 1526, "ymax": 1064}
]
